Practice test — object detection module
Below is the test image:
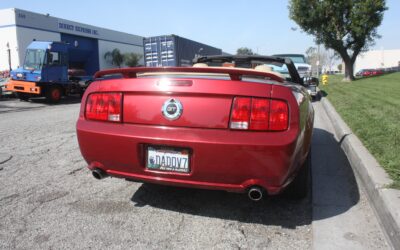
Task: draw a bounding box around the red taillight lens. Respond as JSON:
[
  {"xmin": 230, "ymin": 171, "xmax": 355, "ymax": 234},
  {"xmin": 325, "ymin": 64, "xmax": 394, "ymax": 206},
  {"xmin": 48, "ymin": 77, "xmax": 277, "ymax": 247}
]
[
  {"xmin": 230, "ymin": 97, "xmax": 251, "ymax": 129},
  {"xmin": 85, "ymin": 93, "xmax": 122, "ymax": 122},
  {"xmin": 269, "ymin": 100, "xmax": 289, "ymax": 131},
  {"xmin": 230, "ymin": 97, "xmax": 289, "ymax": 131},
  {"xmin": 250, "ymin": 98, "xmax": 269, "ymax": 130}
]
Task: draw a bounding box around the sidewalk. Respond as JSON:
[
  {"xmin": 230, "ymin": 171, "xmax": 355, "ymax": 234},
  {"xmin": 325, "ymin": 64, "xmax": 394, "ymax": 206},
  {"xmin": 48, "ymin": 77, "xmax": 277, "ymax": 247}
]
[{"xmin": 320, "ymin": 96, "xmax": 400, "ymax": 249}]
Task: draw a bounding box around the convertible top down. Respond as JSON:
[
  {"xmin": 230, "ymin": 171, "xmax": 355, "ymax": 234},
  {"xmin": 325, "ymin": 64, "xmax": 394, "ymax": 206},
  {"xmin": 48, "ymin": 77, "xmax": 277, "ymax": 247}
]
[{"xmin": 76, "ymin": 56, "xmax": 314, "ymax": 200}]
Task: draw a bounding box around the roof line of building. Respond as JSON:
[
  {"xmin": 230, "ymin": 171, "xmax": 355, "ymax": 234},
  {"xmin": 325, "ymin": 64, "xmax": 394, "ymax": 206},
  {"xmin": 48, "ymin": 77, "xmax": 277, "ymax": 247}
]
[
  {"xmin": 0, "ymin": 23, "xmax": 143, "ymax": 47},
  {"xmin": 6, "ymin": 7, "xmax": 144, "ymax": 40}
]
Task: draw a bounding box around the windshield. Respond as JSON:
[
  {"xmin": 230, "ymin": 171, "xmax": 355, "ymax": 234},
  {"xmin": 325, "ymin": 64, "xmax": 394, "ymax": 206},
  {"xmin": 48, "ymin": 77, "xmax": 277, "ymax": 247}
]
[
  {"xmin": 274, "ymin": 54, "xmax": 307, "ymax": 64},
  {"xmin": 24, "ymin": 49, "xmax": 46, "ymax": 71},
  {"xmin": 288, "ymin": 56, "xmax": 306, "ymax": 64}
]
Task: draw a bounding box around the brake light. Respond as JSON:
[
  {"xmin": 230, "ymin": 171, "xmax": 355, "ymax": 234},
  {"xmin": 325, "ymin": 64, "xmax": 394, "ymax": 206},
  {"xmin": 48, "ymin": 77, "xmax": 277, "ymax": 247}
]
[
  {"xmin": 85, "ymin": 93, "xmax": 122, "ymax": 122},
  {"xmin": 269, "ymin": 100, "xmax": 289, "ymax": 131},
  {"xmin": 230, "ymin": 97, "xmax": 288, "ymax": 131},
  {"xmin": 250, "ymin": 98, "xmax": 269, "ymax": 130},
  {"xmin": 230, "ymin": 97, "xmax": 251, "ymax": 129}
]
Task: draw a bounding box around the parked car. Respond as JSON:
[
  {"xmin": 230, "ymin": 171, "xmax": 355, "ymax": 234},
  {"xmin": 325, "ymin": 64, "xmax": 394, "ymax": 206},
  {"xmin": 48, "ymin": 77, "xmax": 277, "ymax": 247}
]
[
  {"xmin": 371, "ymin": 69, "xmax": 384, "ymax": 76},
  {"xmin": 357, "ymin": 69, "xmax": 385, "ymax": 77},
  {"xmin": 76, "ymin": 55, "xmax": 314, "ymax": 200},
  {"xmin": 356, "ymin": 69, "xmax": 371, "ymax": 77},
  {"xmin": 356, "ymin": 69, "xmax": 366, "ymax": 76},
  {"xmin": 362, "ymin": 69, "xmax": 373, "ymax": 77}
]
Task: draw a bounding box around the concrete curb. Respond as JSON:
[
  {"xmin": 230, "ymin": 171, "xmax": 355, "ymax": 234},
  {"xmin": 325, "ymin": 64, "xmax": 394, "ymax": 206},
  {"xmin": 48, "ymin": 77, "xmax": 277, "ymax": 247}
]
[{"xmin": 320, "ymin": 96, "xmax": 400, "ymax": 249}]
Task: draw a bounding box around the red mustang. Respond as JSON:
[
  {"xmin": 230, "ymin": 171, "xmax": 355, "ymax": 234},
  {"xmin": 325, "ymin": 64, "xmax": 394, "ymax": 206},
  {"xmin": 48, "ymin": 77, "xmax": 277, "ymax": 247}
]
[{"xmin": 77, "ymin": 56, "xmax": 314, "ymax": 200}]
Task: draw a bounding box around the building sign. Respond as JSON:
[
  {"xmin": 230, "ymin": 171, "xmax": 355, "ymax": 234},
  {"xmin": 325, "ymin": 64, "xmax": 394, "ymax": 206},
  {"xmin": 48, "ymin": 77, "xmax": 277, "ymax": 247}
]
[{"xmin": 58, "ymin": 22, "xmax": 99, "ymax": 35}]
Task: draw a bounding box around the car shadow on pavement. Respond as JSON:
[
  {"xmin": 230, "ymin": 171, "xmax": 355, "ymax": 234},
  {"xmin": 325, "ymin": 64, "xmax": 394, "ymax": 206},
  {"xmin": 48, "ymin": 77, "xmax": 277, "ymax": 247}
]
[
  {"xmin": 131, "ymin": 183, "xmax": 311, "ymax": 228},
  {"xmin": 130, "ymin": 127, "xmax": 360, "ymax": 229},
  {"xmin": 311, "ymin": 128, "xmax": 360, "ymax": 221}
]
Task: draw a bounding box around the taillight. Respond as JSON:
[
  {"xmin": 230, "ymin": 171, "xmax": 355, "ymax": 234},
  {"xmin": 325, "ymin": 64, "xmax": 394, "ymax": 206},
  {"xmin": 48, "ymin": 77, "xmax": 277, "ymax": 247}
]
[
  {"xmin": 269, "ymin": 100, "xmax": 289, "ymax": 131},
  {"xmin": 250, "ymin": 98, "xmax": 270, "ymax": 130},
  {"xmin": 85, "ymin": 93, "xmax": 122, "ymax": 122},
  {"xmin": 230, "ymin": 97, "xmax": 288, "ymax": 131},
  {"xmin": 230, "ymin": 97, "xmax": 251, "ymax": 129}
]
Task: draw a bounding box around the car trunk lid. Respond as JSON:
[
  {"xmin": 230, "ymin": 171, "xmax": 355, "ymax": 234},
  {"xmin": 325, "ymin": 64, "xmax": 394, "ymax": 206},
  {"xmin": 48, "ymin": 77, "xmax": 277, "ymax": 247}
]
[{"xmin": 96, "ymin": 75, "xmax": 274, "ymax": 129}]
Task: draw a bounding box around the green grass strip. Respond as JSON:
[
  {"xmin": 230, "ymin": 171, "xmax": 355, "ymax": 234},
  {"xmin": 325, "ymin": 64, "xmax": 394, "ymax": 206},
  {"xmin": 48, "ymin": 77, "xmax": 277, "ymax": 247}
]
[{"xmin": 320, "ymin": 73, "xmax": 400, "ymax": 189}]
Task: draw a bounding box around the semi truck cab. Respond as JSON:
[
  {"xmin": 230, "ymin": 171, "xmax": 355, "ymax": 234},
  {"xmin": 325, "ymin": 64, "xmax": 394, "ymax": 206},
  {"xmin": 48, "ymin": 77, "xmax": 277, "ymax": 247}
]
[{"xmin": 6, "ymin": 41, "xmax": 91, "ymax": 103}]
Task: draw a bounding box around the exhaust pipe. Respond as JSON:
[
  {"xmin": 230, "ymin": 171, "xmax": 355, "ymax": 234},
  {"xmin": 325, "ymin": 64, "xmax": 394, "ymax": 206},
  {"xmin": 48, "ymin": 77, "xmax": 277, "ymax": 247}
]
[
  {"xmin": 92, "ymin": 168, "xmax": 108, "ymax": 180},
  {"xmin": 248, "ymin": 186, "xmax": 263, "ymax": 201}
]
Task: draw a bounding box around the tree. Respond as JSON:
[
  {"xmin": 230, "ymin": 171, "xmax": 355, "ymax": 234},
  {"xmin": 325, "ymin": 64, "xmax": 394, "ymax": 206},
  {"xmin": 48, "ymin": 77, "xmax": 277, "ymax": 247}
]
[
  {"xmin": 305, "ymin": 47, "xmax": 317, "ymax": 64},
  {"xmin": 305, "ymin": 46, "xmax": 319, "ymax": 75},
  {"xmin": 124, "ymin": 53, "xmax": 143, "ymax": 67},
  {"xmin": 236, "ymin": 47, "xmax": 254, "ymax": 56},
  {"xmin": 289, "ymin": 0, "xmax": 387, "ymax": 81},
  {"xmin": 337, "ymin": 64, "xmax": 343, "ymax": 72},
  {"xmin": 104, "ymin": 49, "xmax": 124, "ymax": 68}
]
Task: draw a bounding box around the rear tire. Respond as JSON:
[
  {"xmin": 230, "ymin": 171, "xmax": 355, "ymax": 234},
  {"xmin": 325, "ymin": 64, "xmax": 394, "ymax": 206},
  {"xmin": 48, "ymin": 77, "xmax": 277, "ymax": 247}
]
[
  {"xmin": 285, "ymin": 150, "xmax": 311, "ymax": 199},
  {"xmin": 16, "ymin": 92, "xmax": 31, "ymax": 101},
  {"xmin": 46, "ymin": 86, "xmax": 62, "ymax": 103}
]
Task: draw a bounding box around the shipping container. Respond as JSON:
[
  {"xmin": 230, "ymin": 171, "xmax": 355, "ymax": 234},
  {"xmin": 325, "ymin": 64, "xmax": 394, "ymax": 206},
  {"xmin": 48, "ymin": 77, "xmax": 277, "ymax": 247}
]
[{"xmin": 144, "ymin": 35, "xmax": 222, "ymax": 67}]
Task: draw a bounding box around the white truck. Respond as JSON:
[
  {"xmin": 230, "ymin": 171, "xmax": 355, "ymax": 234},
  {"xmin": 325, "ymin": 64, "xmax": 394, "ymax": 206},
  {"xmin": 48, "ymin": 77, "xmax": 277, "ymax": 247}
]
[{"xmin": 273, "ymin": 54, "xmax": 318, "ymax": 99}]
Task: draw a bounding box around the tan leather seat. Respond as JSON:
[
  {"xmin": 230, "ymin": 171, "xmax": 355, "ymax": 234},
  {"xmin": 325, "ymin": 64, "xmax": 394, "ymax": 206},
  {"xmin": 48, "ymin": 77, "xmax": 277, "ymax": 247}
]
[
  {"xmin": 254, "ymin": 65, "xmax": 283, "ymax": 79},
  {"xmin": 192, "ymin": 63, "xmax": 208, "ymax": 67}
]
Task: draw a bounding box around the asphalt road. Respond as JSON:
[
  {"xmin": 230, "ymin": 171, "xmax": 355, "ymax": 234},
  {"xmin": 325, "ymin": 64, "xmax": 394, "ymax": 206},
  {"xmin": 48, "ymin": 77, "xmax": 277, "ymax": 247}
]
[{"xmin": 0, "ymin": 96, "xmax": 388, "ymax": 249}]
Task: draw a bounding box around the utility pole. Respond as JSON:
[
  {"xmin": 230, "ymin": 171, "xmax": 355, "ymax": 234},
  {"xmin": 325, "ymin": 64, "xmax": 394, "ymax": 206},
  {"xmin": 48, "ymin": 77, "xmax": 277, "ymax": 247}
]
[
  {"xmin": 6, "ymin": 42, "xmax": 12, "ymax": 71},
  {"xmin": 316, "ymin": 43, "xmax": 320, "ymax": 78}
]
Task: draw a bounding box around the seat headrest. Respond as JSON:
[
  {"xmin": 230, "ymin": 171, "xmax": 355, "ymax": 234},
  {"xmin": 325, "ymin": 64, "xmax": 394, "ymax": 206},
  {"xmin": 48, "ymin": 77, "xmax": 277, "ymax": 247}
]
[
  {"xmin": 193, "ymin": 63, "xmax": 208, "ymax": 67},
  {"xmin": 254, "ymin": 65, "xmax": 272, "ymax": 72},
  {"xmin": 254, "ymin": 64, "xmax": 283, "ymax": 79}
]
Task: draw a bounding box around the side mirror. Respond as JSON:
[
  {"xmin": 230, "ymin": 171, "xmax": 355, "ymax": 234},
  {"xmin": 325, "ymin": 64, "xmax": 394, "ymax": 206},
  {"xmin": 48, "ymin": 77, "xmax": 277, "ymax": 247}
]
[
  {"xmin": 46, "ymin": 53, "xmax": 54, "ymax": 66},
  {"xmin": 302, "ymin": 76, "xmax": 319, "ymax": 86}
]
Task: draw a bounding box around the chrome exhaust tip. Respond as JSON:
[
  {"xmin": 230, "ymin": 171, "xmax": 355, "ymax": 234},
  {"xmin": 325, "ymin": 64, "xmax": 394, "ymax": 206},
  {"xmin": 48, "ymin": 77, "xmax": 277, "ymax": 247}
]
[
  {"xmin": 248, "ymin": 187, "xmax": 263, "ymax": 201},
  {"xmin": 92, "ymin": 168, "xmax": 108, "ymax": 180}
]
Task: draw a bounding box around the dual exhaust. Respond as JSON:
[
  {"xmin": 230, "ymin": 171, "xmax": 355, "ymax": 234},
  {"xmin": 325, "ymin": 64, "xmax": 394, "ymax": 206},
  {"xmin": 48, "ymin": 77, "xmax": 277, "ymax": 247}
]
[
  {"xmin": 91, "ymin": 169, "xmax": 264, "ymax": 201},
  {"xmin": 247, "ymin": 186, "xmax": 264, "ymax": 201},
  {"xmin": 92, "ymin": 168, "xmax": 108, "ymax": 180}
]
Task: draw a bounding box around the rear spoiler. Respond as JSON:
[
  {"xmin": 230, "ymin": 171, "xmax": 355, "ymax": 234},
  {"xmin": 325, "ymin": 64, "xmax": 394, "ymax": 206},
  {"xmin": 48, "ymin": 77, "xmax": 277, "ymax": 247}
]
[{"xmin": 93, "ymin": 67, "xmax": 284, "ymax": 83}]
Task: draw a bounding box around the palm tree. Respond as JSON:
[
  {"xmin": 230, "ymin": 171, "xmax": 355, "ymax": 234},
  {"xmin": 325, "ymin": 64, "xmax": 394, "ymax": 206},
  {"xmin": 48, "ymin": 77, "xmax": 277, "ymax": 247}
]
[
  {"xmin": 104, "ymin": 49, "xmax": 124, "ymax": 68},
  {"xmin": 124, "ymin": 53, "xmax": 143, "ymax": 67}
]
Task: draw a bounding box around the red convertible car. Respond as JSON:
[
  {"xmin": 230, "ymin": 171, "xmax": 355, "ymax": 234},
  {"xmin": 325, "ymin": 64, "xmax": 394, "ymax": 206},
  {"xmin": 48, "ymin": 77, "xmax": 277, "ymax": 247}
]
[{"xmin": 77, "ymin": 56, "xmax": 314, "ymax": 200}]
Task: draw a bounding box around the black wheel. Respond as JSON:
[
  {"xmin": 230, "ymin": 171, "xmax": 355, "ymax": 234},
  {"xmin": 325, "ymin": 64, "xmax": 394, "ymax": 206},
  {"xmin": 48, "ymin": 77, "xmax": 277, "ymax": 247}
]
[
  {"xmin": 79, "ymin": 86, "xmax": 86, "ymax": 99},
  {"xmin": 46, "ymin": 86, "xmax": 62, "ymax": 103},
  {"xmin": 285, "ymin": 149, "xmax": 311, "ymax": 199},
  {"xmin": 16, "ymin": 92, "xmax": 31, "ymax": 101},
  {"xmin": 79, "ymin": 80, "xmax": 92, "ymax": 98}
]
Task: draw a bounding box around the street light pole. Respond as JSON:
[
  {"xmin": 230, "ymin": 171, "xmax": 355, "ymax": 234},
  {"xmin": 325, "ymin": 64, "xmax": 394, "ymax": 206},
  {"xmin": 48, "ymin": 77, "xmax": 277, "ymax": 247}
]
[
  {"xmin": 6, "ymin": 42, "xmax": 12, "ymax": 71},
  {"xmin": 317, "ymin": 43, "xmax": 320, "ymax": 78}
]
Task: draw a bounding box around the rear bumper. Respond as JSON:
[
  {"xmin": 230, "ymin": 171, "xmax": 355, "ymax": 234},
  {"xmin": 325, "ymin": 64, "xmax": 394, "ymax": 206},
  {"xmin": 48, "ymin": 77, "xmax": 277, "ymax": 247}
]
[
  {"xmin": 5, "ymin": 80, "xmax": 41, "ymax": 94},
  {"xmin": 77, "ymin": 119, "xmax": 302, "ymax": 195}
]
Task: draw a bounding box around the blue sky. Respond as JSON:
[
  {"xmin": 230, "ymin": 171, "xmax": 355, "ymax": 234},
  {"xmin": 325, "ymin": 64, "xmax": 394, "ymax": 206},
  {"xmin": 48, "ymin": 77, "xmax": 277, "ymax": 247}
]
[{"xmin": 1, "ymin": 0, "xmax": 398, "ymax": 54}]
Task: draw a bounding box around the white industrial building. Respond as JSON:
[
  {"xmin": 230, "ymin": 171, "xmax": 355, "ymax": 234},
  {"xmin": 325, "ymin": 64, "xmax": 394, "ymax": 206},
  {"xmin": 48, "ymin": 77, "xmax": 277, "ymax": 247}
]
[
  {"xmin": 0, "ymin": 8, "xmax": 144, "ymax": 74},
  {"xmin": 354, "ymin": 49, "xmax": 400, "ymax": 72}
]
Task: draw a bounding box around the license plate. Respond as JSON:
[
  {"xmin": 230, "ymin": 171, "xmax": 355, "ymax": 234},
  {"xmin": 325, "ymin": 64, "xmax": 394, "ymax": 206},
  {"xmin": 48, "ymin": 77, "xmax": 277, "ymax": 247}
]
[{"xmin": 146, "ymin": 146, "xmax": 190, "ymax": 173}]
